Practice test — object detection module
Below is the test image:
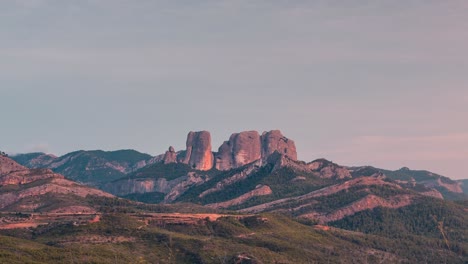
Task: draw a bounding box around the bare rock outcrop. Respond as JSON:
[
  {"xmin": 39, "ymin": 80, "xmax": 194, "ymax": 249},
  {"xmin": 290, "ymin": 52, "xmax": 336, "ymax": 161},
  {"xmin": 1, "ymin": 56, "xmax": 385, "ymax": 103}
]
[
  {"xmin": 215, "ymin": 130, "xmax": 297, "ymax": 171},
  {"xmin": 163, "ymin": 146, "xmax": 177, "ymax": 164},
  {"xmin": 261, "ymin": 130, "xmax": 297, "ymax": 161},
  {"xmin": 215, "ymin": 131, "xmax": 262, "ymax": 170},
  {"xmin": 181, "ymin": 131, "xmax": 213, "ymax": 171},
  {"xmin": 267, "ymin": 152, "xmax": 309, "ymax": 173}
]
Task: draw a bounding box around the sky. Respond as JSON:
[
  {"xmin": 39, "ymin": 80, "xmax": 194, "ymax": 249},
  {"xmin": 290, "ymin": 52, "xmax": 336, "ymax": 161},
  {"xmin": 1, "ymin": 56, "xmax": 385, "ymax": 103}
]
[{"xmin": 1, "ymin": 0, "xmax": 467, "ymax": 179}]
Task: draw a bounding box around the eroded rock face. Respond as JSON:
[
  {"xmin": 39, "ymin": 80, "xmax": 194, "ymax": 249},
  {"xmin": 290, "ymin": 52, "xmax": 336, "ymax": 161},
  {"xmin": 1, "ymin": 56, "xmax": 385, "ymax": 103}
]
[
  {"xmin": 215, "ymin": 130, "xmax": 297, "ymax": 171},
  {"xmin": 215, "ymin": 131, "xmax": 262, "ymax": 170},
  {"xmin": 163, "ymin": 146, "xmax": 177, "ymax": 164},
  {"xmin": 261, "ymin": 130, "xmax": 297, "ymax": 161},
  {"xmin": 181, "ymin": 131, "xmax": 213, "ymax": 171}
]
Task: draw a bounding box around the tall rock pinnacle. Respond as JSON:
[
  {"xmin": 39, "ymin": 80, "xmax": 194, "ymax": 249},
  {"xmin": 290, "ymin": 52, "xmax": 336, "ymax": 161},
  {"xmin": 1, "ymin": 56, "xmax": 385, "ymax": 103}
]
[
  {"xmin": 182, "ymin": 131, "xmax": 213, "ymax": 171},
  {"xmin": 163, "ymin": 146, "xmax": 177, "ymax": 164},
  {"xmin": 261, "ymin": 130, "xmax": 297, "ymax": 161},
  {"xmin": 215, "ymin": 130, "xmax": 297, "ymax": 170},
  {"xmin": 215, "ymin": 131, "xmax": 262, "ymax": 170}
]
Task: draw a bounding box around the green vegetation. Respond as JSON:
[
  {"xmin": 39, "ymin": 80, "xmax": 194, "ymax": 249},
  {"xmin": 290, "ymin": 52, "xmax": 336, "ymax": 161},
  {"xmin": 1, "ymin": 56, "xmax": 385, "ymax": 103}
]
[
  {"xmin": 125, "ymin": 163, "xmax": 193, "ymax": 181},
  {"xmin": 10, "ymin": 152, "xmax": 48, "ymax": 166},
  {"xmin": 88, "ymin": 150, "xmax": 152, "ymax": 164},
  {"xmin": 176, "ymin": 165, "xmax": 333, "ymax": 208},
  {"xmin": 330, "ymin": 197, "xmax": 468, "ymax": 261},
  {"xmin": 0, "ymin": 210, "xmax": 465, "ymax": 264},
  {"xmin": 382, "ymin": 167, "xmax": 443, "ymax": 182},
  {"xmin": 122, "ymin": 192, "xmax": 166, "ymax": 204}
]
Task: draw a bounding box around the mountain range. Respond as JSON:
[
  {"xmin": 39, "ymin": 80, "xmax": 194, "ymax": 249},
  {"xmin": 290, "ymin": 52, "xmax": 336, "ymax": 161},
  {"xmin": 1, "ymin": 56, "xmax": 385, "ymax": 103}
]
[{"xmin": 2, "ymin": 130, "xmax": 467, "ymax": 263}]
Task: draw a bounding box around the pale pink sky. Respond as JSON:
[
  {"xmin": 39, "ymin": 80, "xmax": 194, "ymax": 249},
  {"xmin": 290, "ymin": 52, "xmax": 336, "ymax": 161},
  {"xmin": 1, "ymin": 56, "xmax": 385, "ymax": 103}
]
[{"xmin": 1, "ymin": 1, "xmax": 467, "ymax": 179}]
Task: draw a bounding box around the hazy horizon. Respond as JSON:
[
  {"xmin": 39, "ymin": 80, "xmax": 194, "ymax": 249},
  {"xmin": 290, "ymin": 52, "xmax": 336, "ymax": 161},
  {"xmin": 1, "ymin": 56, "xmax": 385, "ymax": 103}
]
[{"xmin": 1, "ymin": 1, "xmax": 467, "ymax": 179}]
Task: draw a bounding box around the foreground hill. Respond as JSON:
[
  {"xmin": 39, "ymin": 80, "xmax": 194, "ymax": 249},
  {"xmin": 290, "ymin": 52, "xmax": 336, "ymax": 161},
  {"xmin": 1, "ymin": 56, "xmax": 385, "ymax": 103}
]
[
  {"xmin": 12, "ymin": 150, "xmax": 154, "ymax": 186},
  {"xmin": 0, "ymin": 203, "xmax": 465, "ymax": 263}
]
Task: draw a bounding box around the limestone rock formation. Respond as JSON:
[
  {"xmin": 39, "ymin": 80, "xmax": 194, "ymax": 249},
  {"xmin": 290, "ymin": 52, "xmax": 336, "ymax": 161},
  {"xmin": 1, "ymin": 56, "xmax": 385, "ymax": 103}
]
[
  {"xmin": 181, "ymin": 131, "xmax": 213, "ymax": 171},
  {"xmin": 215, "ymin": 131, "xmax": 262, "ymax": 170},
  {"xmin": 163, "ymin": 146, "xmax": 177, "ymax": 164},
  {"xmin": 261, "ymin": 130, "xmax": 297, "ymax": 161},
  {"xmin": 215, "ymin": 130, "xmax": 297, "ymax": 171}
]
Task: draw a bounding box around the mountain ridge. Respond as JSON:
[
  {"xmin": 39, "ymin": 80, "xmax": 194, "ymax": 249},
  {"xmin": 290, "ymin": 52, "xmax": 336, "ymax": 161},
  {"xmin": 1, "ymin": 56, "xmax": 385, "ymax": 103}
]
[{"xmin": 2, "ymin": 130, "xmax": 468, "ymax": 263}]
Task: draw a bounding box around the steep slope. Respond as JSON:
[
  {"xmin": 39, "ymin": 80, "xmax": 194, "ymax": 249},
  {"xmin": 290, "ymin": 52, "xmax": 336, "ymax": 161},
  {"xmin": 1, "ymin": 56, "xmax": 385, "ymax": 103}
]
[
  {"xmin": 12, "ymin": 150, "xmax": 153, "ymax": 186},
  {"xmin": 0, "ymin": 155, "xmax": 113, "ymax": 214}
]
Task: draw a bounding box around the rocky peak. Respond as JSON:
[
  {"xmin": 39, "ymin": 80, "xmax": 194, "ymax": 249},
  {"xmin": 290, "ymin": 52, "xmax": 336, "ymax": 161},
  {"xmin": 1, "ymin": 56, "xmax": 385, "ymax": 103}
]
[
  {"xmin": 181, "ymin": 131, "xmax": 213, "ymax": 171},
  {"xmin": 215, "ymin": 130, "xmax": 297, "ymax": 171},
  {"xmin": 163, "ymin": 146, "xmax": 177, "ymax": 164},
  {"xmin": 261, "ymin": 130, "xmax": 297, "ymax": 161},
  {"xmin": 215, "ymin": 131, "xmax": 262, "ymax": 170}
]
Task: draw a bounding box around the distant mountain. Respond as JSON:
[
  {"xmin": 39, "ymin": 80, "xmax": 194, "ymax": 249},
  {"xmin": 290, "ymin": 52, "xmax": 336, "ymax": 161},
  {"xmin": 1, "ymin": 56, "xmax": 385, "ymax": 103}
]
[
  {"xmin": 12, "ymin": 150, "xmax": 153, "ymax": 186},
  {"xmin": 456, "ymin": 179, "xmax": 468, "ymax": 194},
  {"xmin": 380, "ymin": 167, "xmax": 465, "ymax": 200}
]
